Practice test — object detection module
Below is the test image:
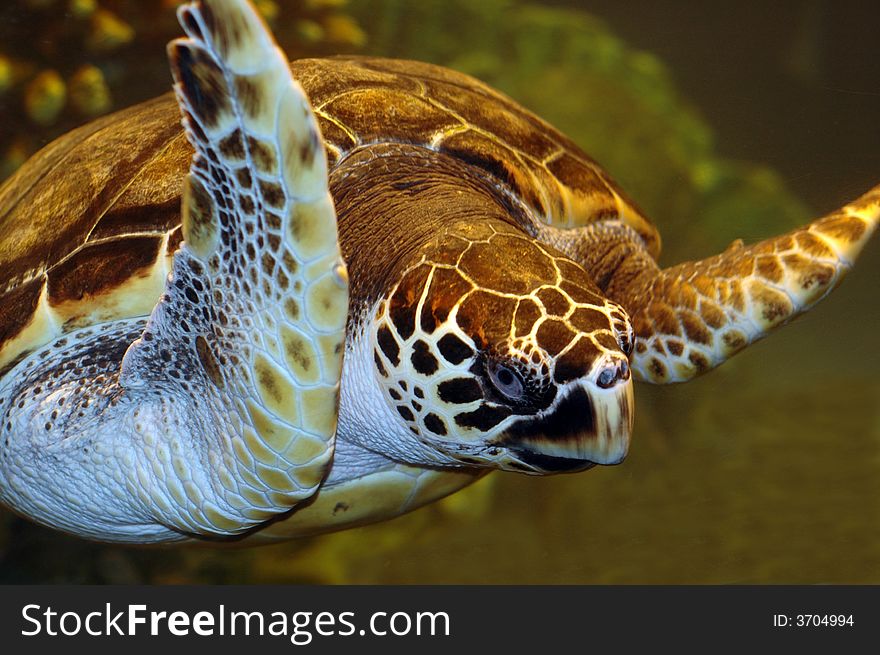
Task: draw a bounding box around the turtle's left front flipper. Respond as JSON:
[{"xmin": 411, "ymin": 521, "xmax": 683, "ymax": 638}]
[
  {"xmin": 608, "ymin": 185, "xmax": 879, "ymax": 383},
  {"xmin": 117, "ymin": 0, "xmax": 348, "ymax": 535},
  {"xmin": 0, "ymin": 0, "xmax": 346, "ymax": 543}
]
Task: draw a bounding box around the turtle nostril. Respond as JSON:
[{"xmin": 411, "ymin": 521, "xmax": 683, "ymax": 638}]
[
  {"xmin": 596, "ymin": 359, "xmax": 628, "ymax": 388},
  {"xmin": 596, "ymin": 366, "xmax": 616, "ymax": 388}
]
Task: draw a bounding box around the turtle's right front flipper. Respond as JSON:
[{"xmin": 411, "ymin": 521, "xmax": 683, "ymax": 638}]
[
  {"xmin": 606, "ymin": 185, "xmax": 879, "ymax": 383},
  {"xmin": 0, "ymin": 0, "xmax": 347, "ymax": 542}
]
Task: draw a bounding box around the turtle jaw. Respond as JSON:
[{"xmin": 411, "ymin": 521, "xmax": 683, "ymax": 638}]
[{"xmin": 504, "ymin": 378, "xmax": 634, "ymax": 473}]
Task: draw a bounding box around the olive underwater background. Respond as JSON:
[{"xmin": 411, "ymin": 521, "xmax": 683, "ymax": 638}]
[{"xmin": 0, "ymin": 0, "xmax": 877, "ymax": 583}]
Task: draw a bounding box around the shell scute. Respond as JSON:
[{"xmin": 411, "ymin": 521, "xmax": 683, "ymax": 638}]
[
  {"xmin": 321, "ymin": 87, "xmax": 460, "ymax": 145},
  {"xmin": 420, "ymin": 77, "xmax": 561, "ymax": 160},
  {"xmin": 315, "ymin": 57, "xmax": 659, "ymax": 255},
  {"xmin": 46, "ymin": 236, "xmax": 163, "ymax": 307}
]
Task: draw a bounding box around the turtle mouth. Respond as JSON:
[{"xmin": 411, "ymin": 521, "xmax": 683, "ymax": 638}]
[
  {"xmin": 502, "ymin": 378, "xmax": 634, "ymax": 473},
  {"xmin": 510, "ymin": 450, "xmax": 597, "ymax": 473}
]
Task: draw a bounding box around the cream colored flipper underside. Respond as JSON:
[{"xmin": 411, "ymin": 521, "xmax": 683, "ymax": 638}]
[
  {"xmin": 118, "ymin": 0, "xmax": 349, "ymax": 534},
  {"xmin": 0, "ymin": 0, "xmax": 348, "ymax": 542}
]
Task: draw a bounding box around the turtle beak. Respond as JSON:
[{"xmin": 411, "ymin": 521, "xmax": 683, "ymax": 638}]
[{"xmin": 505, "ymin": 377, "xmax": 634, "ymax": 473}]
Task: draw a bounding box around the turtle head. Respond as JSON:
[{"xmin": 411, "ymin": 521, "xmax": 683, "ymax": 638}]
[{"xmin": 371, "ymin": 221, "xmax": 634, "ymax": 474}]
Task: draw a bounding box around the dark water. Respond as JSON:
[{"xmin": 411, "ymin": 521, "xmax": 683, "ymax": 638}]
[{"xmin": 0, "ymin": 0, "xmax": 877, "ymax": 583}]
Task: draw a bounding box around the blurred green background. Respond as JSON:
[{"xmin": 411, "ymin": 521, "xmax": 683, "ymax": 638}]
[{"xmin": 0, "ymin": 0, "xmax": 877, "ymax": 583}]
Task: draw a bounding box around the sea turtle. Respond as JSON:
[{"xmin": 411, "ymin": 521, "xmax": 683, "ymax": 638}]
[{"xmin": 0, "ymin": 0, "xmax": 877, "ymax": 545}]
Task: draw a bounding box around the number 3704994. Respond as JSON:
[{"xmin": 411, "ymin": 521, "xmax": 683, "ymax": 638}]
[{"xmin": 773, "ymin": 615, "xmax": 854, "ymax": 627}]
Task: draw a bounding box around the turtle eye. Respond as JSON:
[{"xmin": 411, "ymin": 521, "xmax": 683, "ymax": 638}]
[{"xmin": 489, "ymin": 363, "xmax": 525, "ymax": 401}]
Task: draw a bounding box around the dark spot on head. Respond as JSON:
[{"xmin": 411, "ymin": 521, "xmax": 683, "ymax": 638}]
[
  {"xmin": 424, "ymin": 413, "xmax": 448, "ymax": 436},
  {"xmin": 389, "ymin": 303, "xmax": 417, "ymax": 342},
  {"xmin": 422, "ymin": 267, "xmax": 474, "ymax": 325},
  {"xmin": 420, "ymin": 304, "xmax": 438, "ymax": 333},
  {"xmin": 438, "ymin": 377, "xmax": 483, "ymax": 404},
  {"xmin": 377, "ymin": 325, "xmax": 400, "ymax": 366},
  {"xmin": 411, "ymin": 340, "xmax": 439, "ymax": 375},
  {"xmin": 397, "ymin": 405, "xmax": 415, "ymax": 422},
  {"xmin": 455, "ymin": 403, "xmax": 511, "ymax": 431},
  {"xmin": 373, "ymin": 350, "xmax": 388, "ymax": 377},
  {"xmin": 437, "ymin": 333, "xmax": 474, "ymax": 365}
]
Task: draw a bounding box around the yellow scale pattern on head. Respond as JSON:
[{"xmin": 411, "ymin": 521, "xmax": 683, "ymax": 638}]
[{"xmin": 371, "ymin": 220, "xmax": 628, "ymax": 455}]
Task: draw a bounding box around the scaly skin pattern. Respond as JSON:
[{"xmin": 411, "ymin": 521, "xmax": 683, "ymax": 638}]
[
  {"xmin": 0, "ymin": 0, "xmax": 348, "ymax": 542},
  {"xmin": 557, "ymin": 186, "xmax": 880, "ymax": 383},
  {"xmin": 370, "ymin": 218, "xmax": 634, "ymax": 471}
]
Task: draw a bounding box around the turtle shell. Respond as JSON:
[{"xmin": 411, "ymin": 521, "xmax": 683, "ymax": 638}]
[{"xmin": 0, "ymin": 56, "xmax": 659, "ymax": 369}]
